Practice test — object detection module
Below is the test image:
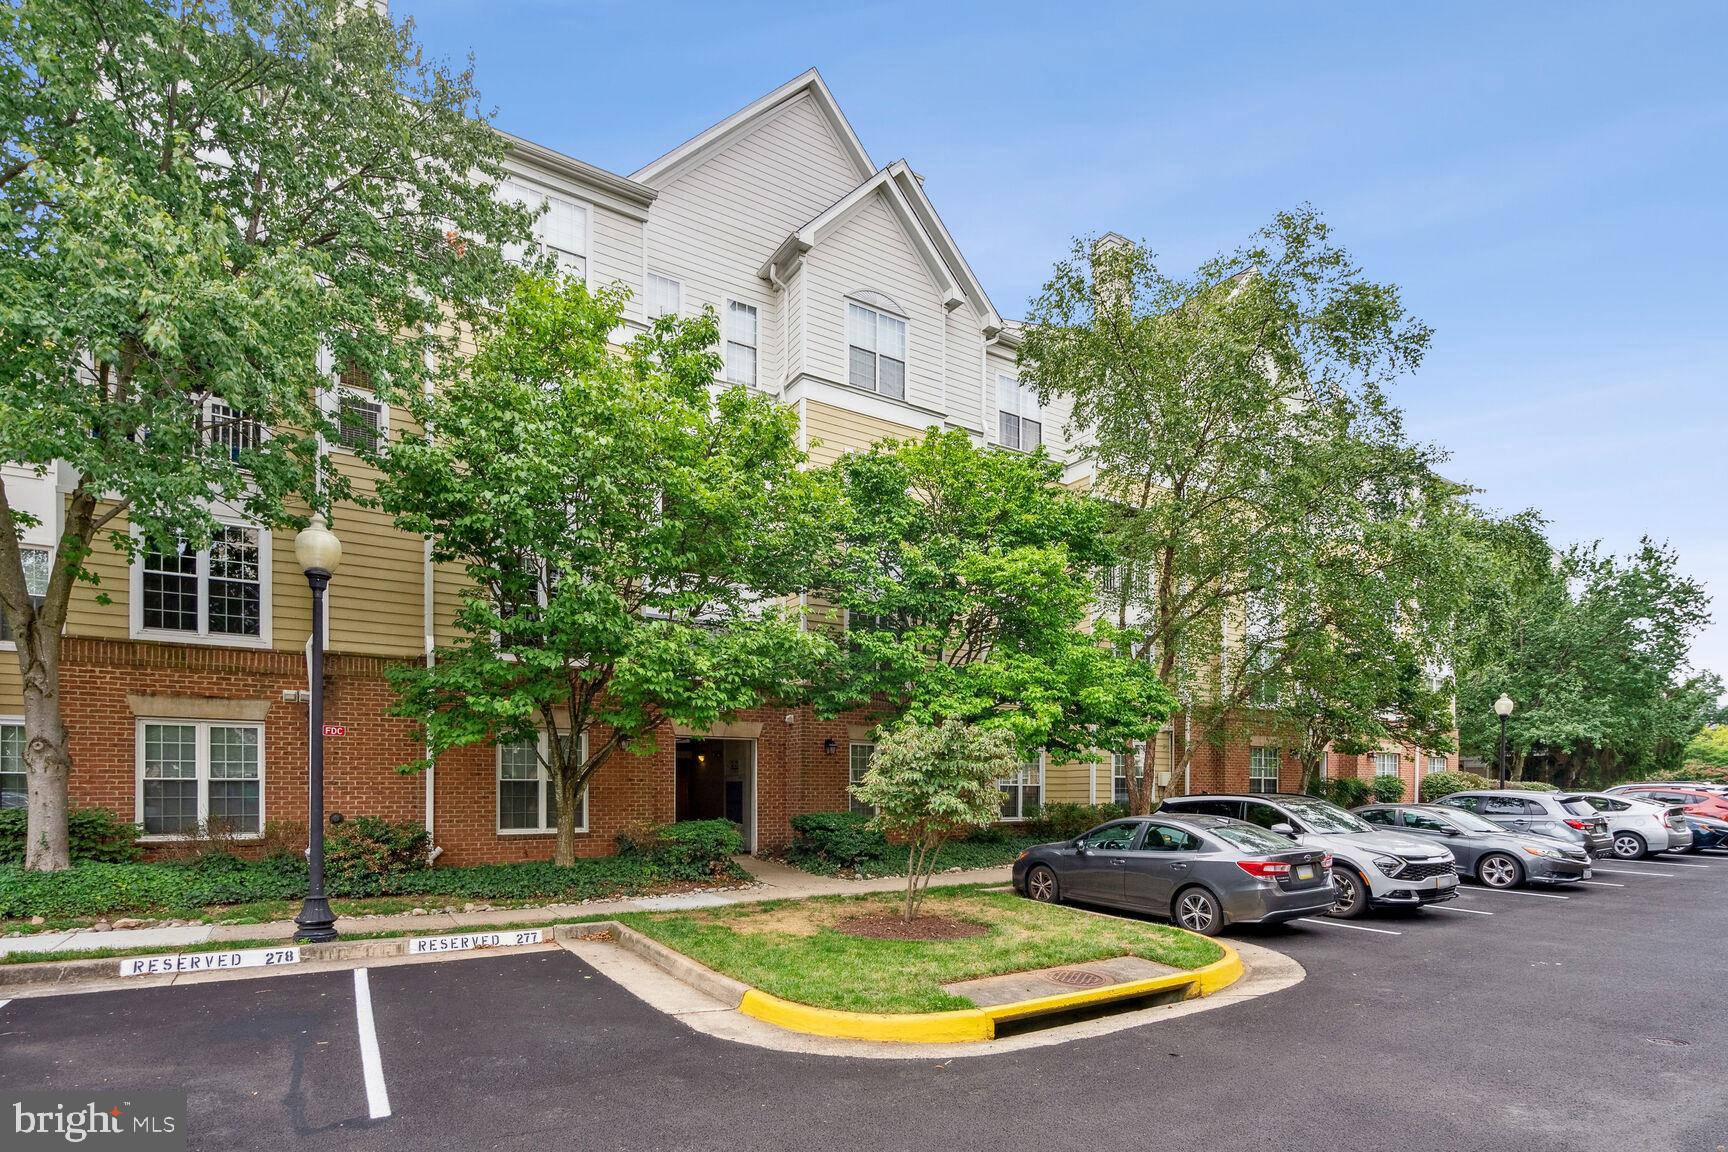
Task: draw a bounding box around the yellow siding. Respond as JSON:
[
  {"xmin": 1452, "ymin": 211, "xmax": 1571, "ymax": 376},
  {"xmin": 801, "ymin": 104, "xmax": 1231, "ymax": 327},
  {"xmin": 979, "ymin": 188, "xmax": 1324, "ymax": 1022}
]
[
  {"xmin": 1045, "ymin": 756, "xmax": 1098, "ymax": 805},
  {"xmin": 432, "ymin": 560, "xmax": 474, "ymax": 649},
  {"xmin": 324, "ymin": 395, "xmax": 427, "ymax": 657},
  {"xmin": 803, "ymin": 400, "xmax": 932, "ymax": 467},
  {"xmin": 0, "ymin": 654, "xmax": 22, "ymax": 712}
]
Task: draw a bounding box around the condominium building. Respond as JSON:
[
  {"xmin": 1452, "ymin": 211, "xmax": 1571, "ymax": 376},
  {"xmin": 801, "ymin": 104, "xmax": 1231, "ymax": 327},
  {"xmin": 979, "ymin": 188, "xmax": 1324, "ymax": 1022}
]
[{"xmin": 0, "ymin": 70, "xmax": 1449, "ymax": 864}]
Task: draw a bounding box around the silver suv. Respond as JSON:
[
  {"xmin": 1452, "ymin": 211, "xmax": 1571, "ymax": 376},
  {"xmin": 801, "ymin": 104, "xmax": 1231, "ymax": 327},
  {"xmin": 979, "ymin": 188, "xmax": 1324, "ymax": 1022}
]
[
  {"xmin": 1157, "ymin": 793, "xmax": 1459, "ymax": 918},
  {"xmin": 1434, "ymin": 791, "xmax": 1613, "ymax": 857}
]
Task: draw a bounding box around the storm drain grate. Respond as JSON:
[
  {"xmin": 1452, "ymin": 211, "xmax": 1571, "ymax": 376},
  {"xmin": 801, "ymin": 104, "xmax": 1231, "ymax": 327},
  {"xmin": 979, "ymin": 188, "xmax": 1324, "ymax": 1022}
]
[{"xmin": 1047, "ymin": 968, "xmax": 1110, "ymax": 989}]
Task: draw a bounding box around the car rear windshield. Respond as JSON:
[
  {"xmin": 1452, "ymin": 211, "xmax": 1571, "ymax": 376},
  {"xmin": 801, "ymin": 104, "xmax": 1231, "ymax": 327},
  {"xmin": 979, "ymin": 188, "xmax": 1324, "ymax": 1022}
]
[
  {"xmin": 1560, "ymin": 798, "xmax": 1598, "ymax": 818},
  {"xmin": 1209, "ymin": 823, "xmax": 1297, "ymax": 855}
]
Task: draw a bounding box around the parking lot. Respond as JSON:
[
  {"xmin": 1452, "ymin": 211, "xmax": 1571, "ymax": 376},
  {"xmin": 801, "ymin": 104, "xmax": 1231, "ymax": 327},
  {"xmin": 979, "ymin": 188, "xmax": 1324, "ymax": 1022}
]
[{"xmin": 3, "ymin": 851, "xmax": 1726, "ymax": 1152}]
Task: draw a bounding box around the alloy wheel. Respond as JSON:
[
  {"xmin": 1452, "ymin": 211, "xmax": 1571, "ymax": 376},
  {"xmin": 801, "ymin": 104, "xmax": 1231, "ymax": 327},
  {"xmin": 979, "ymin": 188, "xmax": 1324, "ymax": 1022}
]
[
  {"xmin": 1176, "ymin": 890, "xmax": 1217, "ymax": 934},
  {"xmin": 1329, "ymin": 868, "xmax": 1363, "ymax": 916},
  {"xmin": 1612, "ymin": 834, "xmax": 1644, "ymax": 859},
  {"xmin": 1026, "ymin": 866, "xmax": 1057, "ymax": 903},
  {"xmin": 1479, "ymin": 854, "xmax": 1519, "ymax": 888}
]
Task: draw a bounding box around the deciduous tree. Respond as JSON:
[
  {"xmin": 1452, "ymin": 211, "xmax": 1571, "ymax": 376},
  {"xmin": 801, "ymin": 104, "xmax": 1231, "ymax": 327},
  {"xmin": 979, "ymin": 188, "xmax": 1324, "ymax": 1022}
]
[{"xmin": 0, "ymin": 0, "xmax": 530, "ymax": 869}]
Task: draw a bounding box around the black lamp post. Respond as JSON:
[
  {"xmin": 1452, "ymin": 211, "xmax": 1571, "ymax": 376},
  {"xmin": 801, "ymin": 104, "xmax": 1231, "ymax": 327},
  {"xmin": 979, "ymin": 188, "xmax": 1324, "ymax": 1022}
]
[
  {"xmin": 1493, "ymin": 693, "xmax": 1514, "ymax": 789},
  {"xmin": 293, "ymin": 514, "xmax": 343, "ymax": 944}
]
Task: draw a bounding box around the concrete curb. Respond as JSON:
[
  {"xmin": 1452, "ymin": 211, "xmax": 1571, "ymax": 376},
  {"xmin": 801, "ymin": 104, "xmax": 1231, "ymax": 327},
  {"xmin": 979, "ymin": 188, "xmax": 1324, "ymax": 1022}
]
[
  {"xmin": 601, "ymin": 923, "xmax": 750, "ymax": 1007},
  {"xmin": 731, "ymin": 939, "xmax": 1244, "ymax": 1042}
]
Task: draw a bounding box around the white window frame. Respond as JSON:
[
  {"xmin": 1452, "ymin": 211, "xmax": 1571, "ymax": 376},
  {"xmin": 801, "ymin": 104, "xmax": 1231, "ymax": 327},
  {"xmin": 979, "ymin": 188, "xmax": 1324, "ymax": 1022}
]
[
  {"xmin": 1249, "ymin": 745, "xmax": 1280, "ymax": 793},
  {"xmin": 329, "ymin": 383, "xmax": 388, "ymax": 455},
  {"xmin": 0, "ymin": 544, "xmax": 50, "ymax": 649},
  {"xmin": 996, "ymin": 373, "xmax": 1042, "ymax": 451},
  {"xmin": 1426, "ymin": 752, "xmax": 1447, "ymax": 776},
  {"xmin": 1374, "ymin": 751, "xmax": 1402, "ymax": 777},
  {"xmin": 0, "ymin": 716, "xmax": 24, "ymax": 811},
  {"xmin": 646, "ymin": 272, "xmax": 682, "ymax": 320},
  {"xmin": 724, "ymin": 298, "xmax": 759, "ymax": 387},
  {"xmin": 498, "ymin": 177, "xmax": 590, "ymax": 281},
  {"xmin": 1112, "ymin": 748, "xmax": 1135, "ymax": 806},
  {"xmin": 998, "ymin": 752, "xmax": 1044, "ymax": 822},
  {"xmin": 130, "ymin": 520, "xmax": 273, "ymax": 648},
  {"xmin": 846, "ymin": 299, "xmax": 909, "ymax": 399},
  {"xmin": 496, "ymin": 730, "xmax": 588, "ymax": 835},
  {"xmin": 204, "ymin": 397, "xmax": 266, "ymax": 462},
  {"xmin": 848, "ymin": 741, "xmax": 876, "ymax": 816},
  {"xmin": 133, "ymin": 718, "xmax": 265, "ymax": 840}
]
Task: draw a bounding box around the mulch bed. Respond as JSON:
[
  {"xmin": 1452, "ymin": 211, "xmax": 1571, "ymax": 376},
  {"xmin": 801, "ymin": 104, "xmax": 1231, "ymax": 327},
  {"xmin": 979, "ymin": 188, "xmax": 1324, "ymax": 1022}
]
[{"xmin": 834, "ymin": 913, "xmax": 989, "ymax": 941}]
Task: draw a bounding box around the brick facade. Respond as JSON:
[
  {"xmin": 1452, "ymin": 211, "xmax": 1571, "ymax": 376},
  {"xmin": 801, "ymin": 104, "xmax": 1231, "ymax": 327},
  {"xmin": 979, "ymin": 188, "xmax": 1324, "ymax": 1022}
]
[{"xmin": 55, "ymin": 637, "xmax": 868, "ymax": 865}]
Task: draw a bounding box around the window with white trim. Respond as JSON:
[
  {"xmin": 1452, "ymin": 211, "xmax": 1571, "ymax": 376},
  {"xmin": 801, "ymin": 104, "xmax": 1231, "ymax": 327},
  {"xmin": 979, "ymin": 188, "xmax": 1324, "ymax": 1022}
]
[
  {"xmin": 0, "ymin": 720, "xmax": 23, "ymax": 809},
  {"xmin": 136, "ymin": 524, "xmax": 269, "ymax": 642},
  {"xmin": 0, "ymin": 545, "xmax": 49, "ymax": 645},
  {"xmin": 846, "ymin": 301, "xmax": 907, "ymax": 400},
  {"xmin": 999, "ymin": 753, "xmax": 1043, "ymax": 821},
  {"xmin": 336, "ymin": 388, "xmax": 385, "ymax": 453},
  {"xmin": 646, "ymin": 273, "xmax": 682, "ymax": 320},
  {"xmin": 1112, "ymin": 749, "xmax": 1133, "ymax": 805},
  {"xmin": 206, "ymin": 401, "xmax": 265, "ymax": 462},
  {"xmin": 725, "ymin": 300, "xmax": 758, "ymax": 387},
  {"xmin": 1374, "ymin": 751, "xmax": 1402, "ymax": 777},
  {"xmin": 848, "ymin": 742, "xmax": 875, "ymax": 816},
  {"xmin": 499, "ymin": 179, "xmax": 587, "ymax": 279},
  {"xmin": 1426, "ymin": 752, "xmax": 1447, "ymax": 776},
  {"xmin": 997, "ymin": 374, "xmax": 1041, "ymax": 451},
  {"xmin": 1249, "ymin": 746, "xmax": 1280, "ymax": 792},
  {"xmin": 498, "ymin": 733, "xmax": 586, "ymax": 834},
  {"xmin": 137, "ymin": 720, "xmax": 263, "ymax": 836}
]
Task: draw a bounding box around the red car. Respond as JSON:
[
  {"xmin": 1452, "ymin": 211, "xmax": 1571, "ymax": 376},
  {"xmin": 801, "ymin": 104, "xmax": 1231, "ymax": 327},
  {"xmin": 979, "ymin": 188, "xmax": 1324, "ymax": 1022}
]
[{"xmin": 1606, "ymin": 785, "xmax": 1728, "ymax": 822}]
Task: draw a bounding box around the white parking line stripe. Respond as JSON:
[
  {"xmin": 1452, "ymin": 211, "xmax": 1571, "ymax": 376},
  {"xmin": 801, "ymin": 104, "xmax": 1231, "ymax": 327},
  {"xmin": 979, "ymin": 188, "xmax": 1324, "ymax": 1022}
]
[
  {"xmin": 1576, "ymin": 880, "xmax": 1625, "ymax": 888},
  {"xmin": 1459, "ymin": 887, "xmax": 1570, "ymax": 900},
  {"xmin": 353, "ymin": 969, "xmax": 391, "ymax": 1121},
  {"xmin": 1649, "ymin": 861, "xmax": 1713, "ymax": 869},
  {"xmin": 0, "ymin": 999, "xmax": 9, "ymax": 1011},
  {"xmin": 1430, "ymin": 905, "xmax": 1494, "ymax": 915},
  {"xmin": 1591, "ymin": 867, "xmax": 1675, "ymax": 878},
  {"xmin": 1295, "ymin": 918, "xmax": 1402, "ymax": 935}
]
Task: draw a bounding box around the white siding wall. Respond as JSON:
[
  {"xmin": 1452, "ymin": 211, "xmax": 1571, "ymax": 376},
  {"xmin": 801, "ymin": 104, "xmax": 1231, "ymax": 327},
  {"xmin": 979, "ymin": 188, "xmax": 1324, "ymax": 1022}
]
[
  {"xmin": 943, "ymin": 310, "xmax": 984, "ymax": 432},
  {"xmin": 802, "ymin": 193, "xmax": 947, "ymax": 413},
  {"xmin": 782, "ymin": 263, "xmax": 805, "ymax": 387},
  {"xmin": 591, "ymin": 208, "xmax": 645, "ymax": 326},
  {"xmin": 644, "ymin": 93, "xmax": 863, "ymax": 392}
]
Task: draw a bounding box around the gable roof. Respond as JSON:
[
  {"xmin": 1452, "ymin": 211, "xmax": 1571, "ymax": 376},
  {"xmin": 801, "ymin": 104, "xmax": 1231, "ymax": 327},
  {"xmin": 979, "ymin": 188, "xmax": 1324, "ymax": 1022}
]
[
  {"xmin": 630, "ymin": 69, "xmax": 874, "ymax": 188},
  {"xmin": 758, "ymin": 161, "xmax": 1003, "ymax": 333}
]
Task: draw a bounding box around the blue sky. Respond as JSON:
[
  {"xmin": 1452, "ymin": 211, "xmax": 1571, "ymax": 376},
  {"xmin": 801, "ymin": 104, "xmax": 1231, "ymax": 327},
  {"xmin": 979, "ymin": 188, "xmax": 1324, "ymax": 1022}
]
[{"xmin": 398, "ymin": 0, "xmax": 1728, "ymax": 692}]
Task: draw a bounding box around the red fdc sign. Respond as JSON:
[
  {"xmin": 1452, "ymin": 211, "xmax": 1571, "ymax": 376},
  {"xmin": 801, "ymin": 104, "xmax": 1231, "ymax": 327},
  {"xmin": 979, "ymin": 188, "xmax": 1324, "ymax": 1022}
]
[{"xmin": 322, "ymin": 724, "xmax": 347, "ymax": 737}]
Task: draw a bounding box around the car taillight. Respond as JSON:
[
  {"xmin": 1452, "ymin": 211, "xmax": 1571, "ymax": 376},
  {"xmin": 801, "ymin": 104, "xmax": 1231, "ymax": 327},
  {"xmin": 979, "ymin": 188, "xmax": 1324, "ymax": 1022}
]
[
  {"xmin": 1564, "ymin": 819, "xmax": 1587, "ymax": 830},
  {"xmin": 1237, "ymin": 860, "xmax": 1292, "ymax": 879}
]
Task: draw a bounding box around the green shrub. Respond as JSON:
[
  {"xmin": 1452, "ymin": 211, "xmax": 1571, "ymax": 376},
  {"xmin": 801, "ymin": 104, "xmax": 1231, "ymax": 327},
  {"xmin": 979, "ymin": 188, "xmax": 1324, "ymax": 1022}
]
[
  {"xmin": 324, "ymin": 817, "xmax": 430, "ymax": 896},
  {"xmin": 1419, "ymin": 771, "xmax": 1481, "ymax": 803},
  {"xmin": 644, "ymin": 819, "xmax": 744, "ymax": 878},
  {"xmin": 787, "ymin": 811, "xmax": 888, "ymax": 871},
  {"xmin": 0, "ymin": 807, "xmax": 141, "ymax": 867},
  {"xmin": 1025, "ymin": 802, "xmax": 1128, "ymax": 841},
  {"xmin": 1325, "ymin": 777, "xmax": 1372, "ymax": 808},
  {"xmin": 1370, "ymin": 775, "xmax": 1407, "ymax": 803}
]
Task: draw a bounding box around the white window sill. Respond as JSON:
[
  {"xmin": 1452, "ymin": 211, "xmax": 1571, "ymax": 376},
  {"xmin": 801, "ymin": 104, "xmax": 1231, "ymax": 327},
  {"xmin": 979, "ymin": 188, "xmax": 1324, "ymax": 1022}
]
[
  {"xmin": 138, "ymin": 832, "xmax": 265, "ymax": 844},
  {"xmin": 495, "ymin": 827, "xmax": 589, "ymax": 837},
  {"xmin": 132, "ymin": 629, "xmax": 273, "ymax": 650}
]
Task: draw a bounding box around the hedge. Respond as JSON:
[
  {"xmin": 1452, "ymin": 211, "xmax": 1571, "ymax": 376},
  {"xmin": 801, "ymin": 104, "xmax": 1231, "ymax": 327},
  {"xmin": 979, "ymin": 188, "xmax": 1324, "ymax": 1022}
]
[
  {"xmin": 0, "ymin": 817, "xmax": 746, "ymax": 920},
  {"xmin": 0, "ymin": 807, "xmax": 142, "ymax": 866},
  {"xmin": 783, "ymin": 810, "xmax": 1039, "ymax": 878},
  {"xmin": 1025, "ymin": 802, "xmax": 1129, "ymax": 841},
  {"xmin": 1417, "ymin": 771, "xmax": 1558, "ymax": 803}
]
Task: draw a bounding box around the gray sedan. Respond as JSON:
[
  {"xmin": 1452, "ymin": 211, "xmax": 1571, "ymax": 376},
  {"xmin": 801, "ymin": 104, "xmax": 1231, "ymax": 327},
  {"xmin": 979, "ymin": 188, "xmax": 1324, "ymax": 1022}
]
[
  {"xmin": 1011, "ymin": 813, "xmax": 1337, "ymax": 935},
  {"xmin": 1357, "ymin": 803, "xmax": 1592, "ymax": 888}
]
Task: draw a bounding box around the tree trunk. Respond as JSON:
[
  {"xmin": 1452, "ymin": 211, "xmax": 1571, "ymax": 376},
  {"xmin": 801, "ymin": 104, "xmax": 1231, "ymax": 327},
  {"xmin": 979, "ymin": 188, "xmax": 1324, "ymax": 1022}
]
[
  {"xmin": 553, "ymin": 766, "xmax": 582, "ymax": 867},
  {"xmin": 20, "ymin": 624, "xmax": 71, "ymax": 872}
]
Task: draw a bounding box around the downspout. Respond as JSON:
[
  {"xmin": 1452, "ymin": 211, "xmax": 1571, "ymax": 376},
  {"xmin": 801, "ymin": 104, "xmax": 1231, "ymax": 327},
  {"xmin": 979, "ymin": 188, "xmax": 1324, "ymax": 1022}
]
[{"xmin": 766, "ymin": 260, "xmax": 790, "ymax": 398}]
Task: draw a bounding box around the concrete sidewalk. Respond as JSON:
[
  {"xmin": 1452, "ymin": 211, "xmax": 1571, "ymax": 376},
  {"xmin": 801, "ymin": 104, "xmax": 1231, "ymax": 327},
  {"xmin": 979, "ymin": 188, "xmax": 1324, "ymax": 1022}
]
[{"xmin": 0, "ymin": 856, "xmax": 1014, "ymax": 958}]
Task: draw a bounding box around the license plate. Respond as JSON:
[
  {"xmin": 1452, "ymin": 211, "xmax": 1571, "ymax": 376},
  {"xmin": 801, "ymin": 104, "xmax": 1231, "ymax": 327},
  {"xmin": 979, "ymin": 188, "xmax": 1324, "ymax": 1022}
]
[
  {"xmin": 1296, "ymin": 864, "xmax": 1315, "ymax": 881},
  {"xmin": 1583, "ymin": 868, "xmax": 1592, "ymax": 879},
  {"xmin": 1436, "ymin": 874, "xmax": 1457, "ymax": 888}
]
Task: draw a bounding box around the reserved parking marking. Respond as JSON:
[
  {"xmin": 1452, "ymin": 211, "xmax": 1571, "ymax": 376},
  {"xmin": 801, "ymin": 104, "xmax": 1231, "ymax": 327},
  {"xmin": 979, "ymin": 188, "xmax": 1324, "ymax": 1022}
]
[
  {"xmin": 1591, "ymin": 867, "xmax": 1675, "ymax": 878},
  {"xmin": 1460, "ymin": 887, "xmax": 1570, "ymax": 900},
  {"xmin": 353, "ymin": 969, "xmax": 391, "ymax": 1121},
  {"xmin": 1296, "ymin": 918, "xmax": 1402, "ymax": 936}
]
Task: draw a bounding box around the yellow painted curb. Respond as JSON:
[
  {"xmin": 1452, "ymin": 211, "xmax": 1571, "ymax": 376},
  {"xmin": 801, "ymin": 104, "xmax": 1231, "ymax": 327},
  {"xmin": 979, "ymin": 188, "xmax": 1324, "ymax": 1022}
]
[{"xmin": 736, "ymin": 936, "xmax": 1244, "ymax": 1043}]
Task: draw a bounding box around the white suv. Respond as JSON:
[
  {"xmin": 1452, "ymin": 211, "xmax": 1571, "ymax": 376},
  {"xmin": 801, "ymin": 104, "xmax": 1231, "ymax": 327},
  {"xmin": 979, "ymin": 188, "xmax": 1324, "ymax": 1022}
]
[{"xmin": 1158, "ymin": 793, "xmax": 1460, "ymax": 918}]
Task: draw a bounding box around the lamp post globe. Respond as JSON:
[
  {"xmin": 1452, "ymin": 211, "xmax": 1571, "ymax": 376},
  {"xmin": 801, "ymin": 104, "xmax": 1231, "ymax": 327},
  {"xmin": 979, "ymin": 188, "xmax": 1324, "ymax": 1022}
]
[
  {"xmin": 1493, "ymin": 694, "xmax": 1514, "ymax": 789},
  {"xmin": 294, "ymin": 513, "xmax": 342, "ymax": 944}
]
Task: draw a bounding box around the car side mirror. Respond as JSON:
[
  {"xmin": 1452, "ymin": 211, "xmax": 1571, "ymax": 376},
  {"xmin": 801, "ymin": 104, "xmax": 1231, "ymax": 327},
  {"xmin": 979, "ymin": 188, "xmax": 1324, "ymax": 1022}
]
[
  {"xmin": 1270, "ymin": 822, "xmax": 1296, "ymax": 837},
  {"xmin": 1440, "ymin": 828, "xmax": 1460, "ymax": 836}
]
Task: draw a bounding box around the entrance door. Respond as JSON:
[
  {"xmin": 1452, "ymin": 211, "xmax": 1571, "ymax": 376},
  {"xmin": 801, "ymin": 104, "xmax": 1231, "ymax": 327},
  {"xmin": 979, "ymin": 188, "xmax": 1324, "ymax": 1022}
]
[{"xmin": 674, "ymin": 737, "xmax": 755, "ymax": 852}]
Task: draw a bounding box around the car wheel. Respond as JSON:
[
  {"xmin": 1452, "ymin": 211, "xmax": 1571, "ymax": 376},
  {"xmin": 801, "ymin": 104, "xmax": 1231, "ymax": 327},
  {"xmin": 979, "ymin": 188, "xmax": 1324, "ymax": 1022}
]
[
  {"xmin": 1611, "ymin": 832, "xmax": 1647, "ymax": 860},
  {"xmin": 1172, "ymin": 886, "xmax": 1223, "ymax": 936},
  {"xmin": 1328, "ymin": 866, "xmax": 1369, "ymax": 918},
  {"xmin": 1025, "ymin": 865, "xmax": 1060, "ymax": 904},
  {"xmin": 1477, "ymin": 852, "xmax": 1522, "ymax": 889}
]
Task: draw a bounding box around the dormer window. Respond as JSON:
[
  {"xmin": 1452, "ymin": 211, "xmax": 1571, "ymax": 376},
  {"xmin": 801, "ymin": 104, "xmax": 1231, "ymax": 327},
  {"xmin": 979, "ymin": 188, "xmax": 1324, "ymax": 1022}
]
[
  {"xmin": 846, "ymin": 300, "xmax": 906, "ymax": 400},
  {"xmin": 997, "ymin": 374, "xmax": 1041, "ymax": 451}
]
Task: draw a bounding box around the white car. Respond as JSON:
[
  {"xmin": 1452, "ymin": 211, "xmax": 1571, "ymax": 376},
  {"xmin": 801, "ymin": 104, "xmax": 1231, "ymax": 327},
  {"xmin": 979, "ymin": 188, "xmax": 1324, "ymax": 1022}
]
[
  {"xmin": 1571, "ymin": 792, "xmax": 1691, "ymax": 858},
  {"xmin": 1157, "ymin": 793, "xmax": 1460, "ymax": 918}
]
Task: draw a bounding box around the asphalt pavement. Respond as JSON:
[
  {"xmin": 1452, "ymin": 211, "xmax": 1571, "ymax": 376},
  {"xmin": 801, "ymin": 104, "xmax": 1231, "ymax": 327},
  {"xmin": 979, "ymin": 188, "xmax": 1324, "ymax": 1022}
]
[{"xmin": 3, "ymin": 851, "xmax": 1726, "ymax": 1152}]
